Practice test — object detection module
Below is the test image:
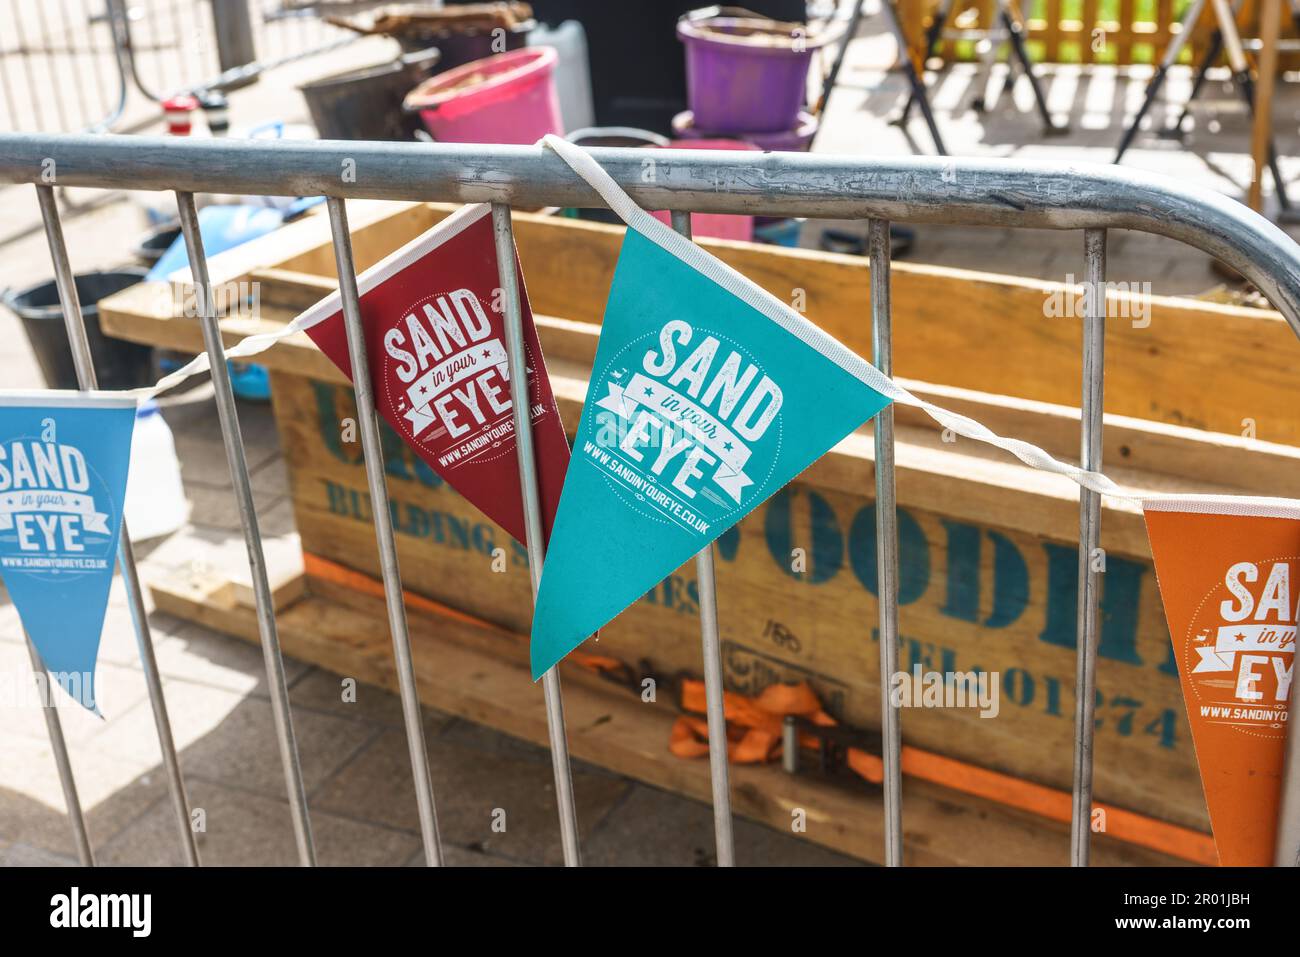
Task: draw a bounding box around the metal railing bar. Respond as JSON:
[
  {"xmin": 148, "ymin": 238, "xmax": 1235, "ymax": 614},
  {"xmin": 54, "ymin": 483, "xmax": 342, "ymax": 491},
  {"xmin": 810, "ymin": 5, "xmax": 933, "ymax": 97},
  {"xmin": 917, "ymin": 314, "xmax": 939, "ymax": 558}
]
[
  {"xmin": 1070, "ymin": 227, "xmax": 1108, "ymax": 867},
  {"xmin": 1277, "ymin": 683, "xmax": 1300, "ymax": 864},
  {"xmin": 57, "ymin": 0, "xmax": 93, "ymax": 125},
  {"xmin": 90, "ymin": 0, "xmax": 130, "ymax": 133},
  {"xmin": 869, "ymin": 217, "xmax": 904, "ymax": 867},
  {"xmin": 10, "ymin": 11, "xmax": 46, "ymax": 132},
  {"xmin": 119, "ymin": 0, "xmax": 170, "ymax": 104},
  {"xmin": 33, "ymin": 1, "xmax": 70, "ymax": 132},
  {"xmin": 81, "ymin": 0, "xmax": 114, "ymax": 120},
  {"xmin": 24, "ymin": 631, "xmax": 94, "ymax": 866},
  {"xmin": 35, "ymin": 184, "xmax": 200, "ymax": 866},
  {"xmin": 0, "ymin": 41, "xmax": 23, "ymax": 136},
  {"xmin": 490, "ymin": 201, "xmax": 582, "ymax": 867},
  {"xmin": 670, "ymin": 209, "xmax": 736, "ymax": 868},
  {"xmin": 169, "ymin": 0, "xmax": 190, "ymax": 85},
  {"xmin": 3, "ymin": 136, "xmax": 1297, "ymax": 331},
  {"xmin": 175, "ymin": 189, "xmax": 317, "ymax": 866},
  {"xmin": 324, "ymin": 196, "xmax": 445, "ymax": 867}
]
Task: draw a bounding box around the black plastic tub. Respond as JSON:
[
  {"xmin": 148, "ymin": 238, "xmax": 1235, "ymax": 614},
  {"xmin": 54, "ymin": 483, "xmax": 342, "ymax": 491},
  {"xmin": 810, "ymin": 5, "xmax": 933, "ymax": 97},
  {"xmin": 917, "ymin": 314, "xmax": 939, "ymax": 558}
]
[
  {"xmin": 299, "ymin": 47, "xmax": 441, "ymax": 141},
  {"xmin": 398, "ymin": 19, "xmax": 535, "ymax": 69},
  {"xmin": 4, "ymin": 268, "xmax": 153, "ymax": 389},
  {"xmin": 564, "ymin": 127, "xmax": 670, "ymax": 226},
  {"xmin": 132, "ymin": 221, "xmax": 182, "ymax": 265}
]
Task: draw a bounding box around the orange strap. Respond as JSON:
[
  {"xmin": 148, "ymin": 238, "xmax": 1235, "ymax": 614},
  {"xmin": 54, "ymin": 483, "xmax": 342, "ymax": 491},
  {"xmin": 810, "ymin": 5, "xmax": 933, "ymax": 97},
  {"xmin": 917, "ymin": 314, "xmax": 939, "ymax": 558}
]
[
  {"xmin": 671, "ymin": 678, "xmax": 1217, "ymax": 866},
  {"xmin": 304, "ymin": 552, "xmax": 618, "ymax": 678},
  {"xmin": 305, "ymin": 554, "xmax": 1215, "ymax": 865},
  {"xmin": 671, "ymin": 678, "xmax": 839, "ymax": 764}
]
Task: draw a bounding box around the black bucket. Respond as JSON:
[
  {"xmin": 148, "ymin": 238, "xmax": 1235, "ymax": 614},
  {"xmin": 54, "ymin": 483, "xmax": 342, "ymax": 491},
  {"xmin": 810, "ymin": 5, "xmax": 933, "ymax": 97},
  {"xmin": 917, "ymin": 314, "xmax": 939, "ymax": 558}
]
[
  {"xmin": 4, "ymin": 268, "xmax": 154, "ymax": 390},
  {"xmin": 398, "ymin": 19, "xmax": 534, "ymax": 69},
  {"xmin": 132, "ymin": 221, "xmax": 182, "ymax": 266},
  {"xmin": 564, "ymin": 128, "xmax": 669, "ymax": 226},
  {"xmin": 299, "ymin": 47, "xmax": 441, "ymax": 141}
]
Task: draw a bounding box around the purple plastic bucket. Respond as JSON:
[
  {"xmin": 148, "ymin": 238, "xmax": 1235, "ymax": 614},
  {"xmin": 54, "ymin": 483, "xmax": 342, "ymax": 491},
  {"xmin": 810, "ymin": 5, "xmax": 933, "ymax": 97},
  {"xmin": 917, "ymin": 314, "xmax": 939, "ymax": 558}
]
[
  {"xmin": 677, "ymin": 9, "xmax": 832, "ymax": 133},
  {"xmin": 671, "ymin": 108, "xmax": 818, "ymax": 152}
]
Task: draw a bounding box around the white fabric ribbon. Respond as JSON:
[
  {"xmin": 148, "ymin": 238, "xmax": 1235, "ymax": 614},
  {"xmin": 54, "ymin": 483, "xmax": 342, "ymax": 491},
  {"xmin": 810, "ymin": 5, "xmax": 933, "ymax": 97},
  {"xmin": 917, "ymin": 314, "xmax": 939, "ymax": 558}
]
[
  {"xmin": 539, "ymin": 135, "xmax": 1300, "ymax": 518},
  {"xmin": 540, "ymin": 135, "xmax": 1131, "ymax": 500}
]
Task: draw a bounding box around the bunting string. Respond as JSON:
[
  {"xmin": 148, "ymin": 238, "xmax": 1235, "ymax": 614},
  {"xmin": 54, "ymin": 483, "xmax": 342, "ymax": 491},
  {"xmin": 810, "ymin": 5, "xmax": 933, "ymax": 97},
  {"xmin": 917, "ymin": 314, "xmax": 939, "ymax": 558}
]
[{"xmin": 13, "ymin": 136, "xmax": 1290, "ymax": 515}]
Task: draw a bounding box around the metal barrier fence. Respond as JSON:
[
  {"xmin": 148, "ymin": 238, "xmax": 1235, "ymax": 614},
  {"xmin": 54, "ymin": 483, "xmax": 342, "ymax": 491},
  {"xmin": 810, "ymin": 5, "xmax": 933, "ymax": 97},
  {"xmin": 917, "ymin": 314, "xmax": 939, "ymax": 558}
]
[
  {"xmin": 1, "ymin": 133, "xmax": 1300, "ymax": 867},
  {"xmin": 0, "ymin": 0, "xmax": 358, "ymax": 133}
]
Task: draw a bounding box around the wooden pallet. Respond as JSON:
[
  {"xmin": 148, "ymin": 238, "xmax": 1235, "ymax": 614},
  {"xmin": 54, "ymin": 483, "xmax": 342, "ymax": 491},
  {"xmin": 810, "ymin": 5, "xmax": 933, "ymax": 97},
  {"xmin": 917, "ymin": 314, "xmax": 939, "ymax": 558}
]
[{"xmin": 145, "ymin": 557, "xmax": 1187, "ymax": 866}]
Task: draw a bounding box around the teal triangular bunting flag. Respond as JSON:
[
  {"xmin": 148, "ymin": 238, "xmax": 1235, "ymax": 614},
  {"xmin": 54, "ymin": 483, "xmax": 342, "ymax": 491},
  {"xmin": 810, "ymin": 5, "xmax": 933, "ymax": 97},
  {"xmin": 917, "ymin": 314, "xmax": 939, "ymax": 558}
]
[{"xmin": 529, "ymin": 149, "xmax": 896, "ymax": 677}]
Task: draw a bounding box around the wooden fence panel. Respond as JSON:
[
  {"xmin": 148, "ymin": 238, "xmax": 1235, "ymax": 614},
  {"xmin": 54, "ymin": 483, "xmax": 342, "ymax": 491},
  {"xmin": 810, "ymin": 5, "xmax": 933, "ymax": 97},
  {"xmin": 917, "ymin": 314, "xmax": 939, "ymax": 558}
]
[{"xmin": 909, "ymin": 0, "xmax": 1300, "ymax": 66}]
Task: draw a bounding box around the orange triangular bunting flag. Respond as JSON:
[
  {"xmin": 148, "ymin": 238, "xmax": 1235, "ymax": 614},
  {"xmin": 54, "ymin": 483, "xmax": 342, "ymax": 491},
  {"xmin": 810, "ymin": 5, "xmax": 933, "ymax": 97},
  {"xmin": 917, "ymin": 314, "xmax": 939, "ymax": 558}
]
[{"xmin": 1144, "ymin": 497, "xmax": 1297, "ymax": 865}]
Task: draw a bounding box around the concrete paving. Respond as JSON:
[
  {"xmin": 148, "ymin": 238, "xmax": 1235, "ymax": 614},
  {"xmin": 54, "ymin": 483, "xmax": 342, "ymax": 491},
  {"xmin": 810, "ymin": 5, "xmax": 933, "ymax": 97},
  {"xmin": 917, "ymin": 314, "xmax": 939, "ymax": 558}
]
[{"xmin": 2, "ymin": 2, "xmax": 1298, "ymax": 866}]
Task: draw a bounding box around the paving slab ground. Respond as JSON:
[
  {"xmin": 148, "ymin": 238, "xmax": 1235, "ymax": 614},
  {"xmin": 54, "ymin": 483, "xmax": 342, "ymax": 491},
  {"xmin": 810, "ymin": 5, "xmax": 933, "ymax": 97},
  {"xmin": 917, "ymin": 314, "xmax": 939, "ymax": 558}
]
[{"xmin": 2, "ymin": 3, "xmax": 1297, "ymax": 866}]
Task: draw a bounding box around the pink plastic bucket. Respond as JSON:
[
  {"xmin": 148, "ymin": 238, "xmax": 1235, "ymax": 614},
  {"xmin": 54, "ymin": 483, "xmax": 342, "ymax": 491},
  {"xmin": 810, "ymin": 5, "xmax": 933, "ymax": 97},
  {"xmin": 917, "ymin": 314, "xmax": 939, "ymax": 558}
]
[
  {"xmin": 649, "ymin": 139, "xmax": 759, "ymax": 242},
  {"xmin": 403, "ymin": 47, "xmax": 562, "ymax": 144}
]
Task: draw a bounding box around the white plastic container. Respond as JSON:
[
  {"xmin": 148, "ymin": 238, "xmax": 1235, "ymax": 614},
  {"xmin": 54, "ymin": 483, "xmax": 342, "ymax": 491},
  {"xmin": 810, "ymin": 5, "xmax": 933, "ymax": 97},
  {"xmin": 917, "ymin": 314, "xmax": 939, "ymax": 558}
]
[
  {"xmin": 528, "ymin": 20, "xmax": 594, "ymax": 133},
  {"xmin": 124, "ymin": 401, "xmax": 190, "ymax": 541}
]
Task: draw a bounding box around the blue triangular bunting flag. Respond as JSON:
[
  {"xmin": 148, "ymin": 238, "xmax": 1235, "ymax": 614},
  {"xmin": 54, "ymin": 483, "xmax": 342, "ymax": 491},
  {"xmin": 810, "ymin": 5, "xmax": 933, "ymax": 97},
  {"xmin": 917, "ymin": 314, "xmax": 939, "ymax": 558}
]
[{"xmin": 0, "ymin": 392, "xmax": 136, "ymax": 711}]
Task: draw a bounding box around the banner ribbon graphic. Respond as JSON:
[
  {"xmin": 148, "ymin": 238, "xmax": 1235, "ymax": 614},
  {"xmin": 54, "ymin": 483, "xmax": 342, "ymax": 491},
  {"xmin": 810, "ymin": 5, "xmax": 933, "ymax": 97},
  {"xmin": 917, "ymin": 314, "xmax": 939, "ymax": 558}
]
[
  {"xmin": 402, "ymin": 337, "xmax": 509, "ymax": 435},
  {"xmin": 1194, "ymin": 624, "xmax": 1297, "ymax": 673},
  {"xmin": 0, "ymin": 491, "xmax": 110, "ymax": 533},
  {"xmin": 595, "ymin": 373, "xmax": 755, "ymax": 503}
]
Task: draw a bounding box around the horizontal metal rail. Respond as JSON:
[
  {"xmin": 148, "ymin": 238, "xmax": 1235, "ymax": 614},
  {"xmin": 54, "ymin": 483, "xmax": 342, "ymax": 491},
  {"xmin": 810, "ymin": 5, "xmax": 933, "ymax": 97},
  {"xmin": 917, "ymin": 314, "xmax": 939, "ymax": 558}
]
[{"xmin": 1, "ymin": 135, "xmax": 1298, "ymax": 331}]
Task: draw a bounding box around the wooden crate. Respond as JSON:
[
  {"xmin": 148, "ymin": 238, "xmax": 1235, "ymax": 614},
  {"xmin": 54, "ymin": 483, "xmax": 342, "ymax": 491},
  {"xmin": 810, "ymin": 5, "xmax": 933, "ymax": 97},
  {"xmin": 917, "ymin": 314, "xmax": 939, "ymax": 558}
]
[{"xmin": 99, "ymin": 202, "xmax": 1300, "ymax": 863}]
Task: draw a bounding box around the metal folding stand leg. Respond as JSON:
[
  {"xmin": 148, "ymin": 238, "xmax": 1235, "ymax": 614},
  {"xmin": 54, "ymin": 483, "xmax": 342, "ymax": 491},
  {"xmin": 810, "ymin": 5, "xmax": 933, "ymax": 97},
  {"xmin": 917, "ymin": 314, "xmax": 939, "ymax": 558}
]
[
  {"xmin": 973, "ymin": 1, "xmax": 1013, "ymax": 112},
  {"xmin": 1114, "ymin": 0, "xmax": 1208, "ymax": 162},
  {"xmin": 1208, "ymin": 0, "xmax": 1294, "ymax": 211},
  {"xmin": 881, "ymin": 0, "xmax": 947, "ymax": 154},
  {"xmin": 813, "ymin": 0, "xmax": 868, "ymax": 118},
  {"xmin": 997, "ymin": 0, "xmax": 1065, "ymax": 131},
  {"xmin": 898, "ymin": 0, "xmax": 953, "ymax": 122},
  {"xmin": 902, "ymin": 0, "xmax": 1061, "ymax": 131},
  {"xmin": 1230, "ymin": 74, "xmax": 1294, "ymax": 214},
  {"xmin": 1117, "ymin": 0, "xmax": 1293, "ymax": 213},
  {"xmin": 1167, "ymin": 23, "xmax": 1227, "ymax": 138}
]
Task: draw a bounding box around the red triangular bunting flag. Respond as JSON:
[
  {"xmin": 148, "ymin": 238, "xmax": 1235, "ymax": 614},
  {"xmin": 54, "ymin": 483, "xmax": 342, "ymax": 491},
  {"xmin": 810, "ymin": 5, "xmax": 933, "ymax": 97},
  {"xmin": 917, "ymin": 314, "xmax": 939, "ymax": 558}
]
[{"xmin": 298, "ymin": 204, "xmax": 568, "ymax": 544}]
